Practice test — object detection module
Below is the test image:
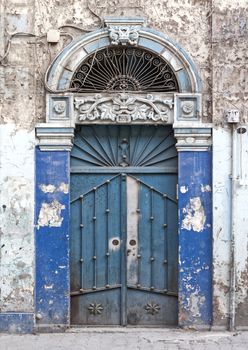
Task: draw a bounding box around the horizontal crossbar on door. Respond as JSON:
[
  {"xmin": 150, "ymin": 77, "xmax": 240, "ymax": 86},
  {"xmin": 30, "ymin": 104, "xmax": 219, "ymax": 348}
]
[
  {"xmin": 70, "ymin": 284, "xmax": 122, "ymax": 296},
  {"xmin": 70, "ymin": 166, "xmax": 178, "ymax": 174},
  {"xmin": 127, "ymin": 285, "xmax": 177, "ymax": 296}
]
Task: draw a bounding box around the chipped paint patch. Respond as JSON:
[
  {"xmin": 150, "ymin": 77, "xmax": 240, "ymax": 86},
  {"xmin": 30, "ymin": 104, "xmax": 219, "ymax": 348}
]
[
  {"xmin": 182, "ymin": 197, "xmax": 206, "ymax": 232},
  {"xmin": 189, "ymin": 291, "xmax": 206, "ymax": 318},
  {"xmin": 39, "ymin": 184, "xmax": 56, "ymax": 193},
  {"xmin": 58, "ymin": 182, "xmax": 69, "ymax": 194},
  {"xmin": 37, "ymin": 200, "xmax": 65, "ymax": 227},
  {"xmin": 109, "ymin": 236, "xmax": 121, "ymax": 251},
  {"xmin": 126, "ymin": 176, "xmax": 139, "ymax": 284},
  {"xmin": 201, "ymin": 184, "xmax": 211, "ymax": 192},
  {"xmin": 39, "ymin": 183, "xmax": 69, "ymax": 194},
  {"xmin": 44, "ymin": 284, "xmax": 54, "ymax": 290},
  {"xmin": 180, "ymin": 186, "xmax": 188, "ymax": 193}
]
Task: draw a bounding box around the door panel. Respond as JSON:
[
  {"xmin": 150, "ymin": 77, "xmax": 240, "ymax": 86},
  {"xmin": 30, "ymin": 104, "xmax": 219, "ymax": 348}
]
[
  {"xmin": 70, "ymin": 125, "xmax": 178, "ymax": 326},
  {"xmin": 127, "ymin": 290, "xmax": 177, "ymax": 326},
  {"xmin": 126, "ymin": 174, "xmax": 178, "ymax": 325},
  {"xmin": 70, "ymin": 175, "xmax": 123, "ymax": 325}
]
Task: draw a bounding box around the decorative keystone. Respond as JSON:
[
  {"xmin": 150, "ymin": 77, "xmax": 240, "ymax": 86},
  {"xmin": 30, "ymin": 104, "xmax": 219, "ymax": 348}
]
[
  {"xmin": 104, "ymin": 17, "xmax": 145, "ymax": 46},
  {"xmin": 109, "ymin": 26, "xmax": 139, "ymax": 46}
]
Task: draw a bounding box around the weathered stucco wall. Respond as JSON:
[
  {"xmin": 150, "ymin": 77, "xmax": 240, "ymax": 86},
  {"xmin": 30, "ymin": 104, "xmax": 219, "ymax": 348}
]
[
  {"xmin": 0, "ymin": 0, "xmax": 248, "ymax": 329},
  {"xmin": 212, "ymin": 127, "xmax": 232, "ymax": 327},
  {"xmin": 0, "ymin": 125, "xmax": 35, "ymax": 312},
  {"xmin": 1, "ymin": 1, "xmax": 247, "ymax": 124}
]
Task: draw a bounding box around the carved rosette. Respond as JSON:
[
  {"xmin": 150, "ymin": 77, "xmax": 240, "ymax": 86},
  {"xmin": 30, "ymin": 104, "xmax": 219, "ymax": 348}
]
[
  {"xmin": 88, "ymin": 302, "xmax": 104, "ymax": 315},
  {"xmin": 74, "ymin": 93, "xmax": 173, "ymax": 124},
  {"xmin": 174, "ymin": 94, "xmax": 201, "ymax": 122},
  {"xmin": 145, "ymin": 302, "xmax": 161, "ymax": 315},
  {"xmin": 47, "ymin": 96, "xmax": 71, "ymax": 121}
]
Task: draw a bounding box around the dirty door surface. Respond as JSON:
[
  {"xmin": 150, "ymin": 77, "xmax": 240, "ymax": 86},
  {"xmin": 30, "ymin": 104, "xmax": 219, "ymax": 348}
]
[{"xmin": 70, "ymin": 125, "xmax": 178, "ymax": 326}]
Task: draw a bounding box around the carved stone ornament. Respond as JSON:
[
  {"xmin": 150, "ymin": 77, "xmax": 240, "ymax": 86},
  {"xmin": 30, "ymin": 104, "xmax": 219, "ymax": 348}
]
[
  {"xmin": 182, "ymin": 101, "xmax": 194, "ymax": 114},
  {"xmin": 74, "ymin": 93, "xmax": 173, "ymax": 123},
  {"xmin": 54, "ymin": 101, "xmax": 66, "ymax": 114},
  {"xmin": 109, "ymin": 26, "xmax": 139, "ymax": 45}
]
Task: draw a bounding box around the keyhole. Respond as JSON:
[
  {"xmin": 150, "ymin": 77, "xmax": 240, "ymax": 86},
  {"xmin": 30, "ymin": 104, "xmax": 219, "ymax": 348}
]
[{"xmin": 112, "ymin": 239, "xmax": 119, "ymax": 246}]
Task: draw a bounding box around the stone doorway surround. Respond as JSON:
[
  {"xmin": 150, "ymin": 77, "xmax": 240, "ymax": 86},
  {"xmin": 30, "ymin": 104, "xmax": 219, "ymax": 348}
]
[{"xmin": 34, "ymin": 17, "xmax": 212, "ymax": 331}]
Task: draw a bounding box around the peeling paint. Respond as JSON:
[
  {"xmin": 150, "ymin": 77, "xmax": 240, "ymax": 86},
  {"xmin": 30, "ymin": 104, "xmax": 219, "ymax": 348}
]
[
  {"xmin": 189, "ymin": 291, "xmax": 206, "ymax": 318},
  {"xmin": 182, "ymin": 197, "xmax": 206, "ymax": 232},
  {"xmin": 44, "ymin": 285, "xmax": 54, "ymax": 290},
  {"xmin": 37, "ymin": 200, "xmax": 65, "ymax": 228},
  {"xmin": 201, "ymin": 185, "xmax": 211, "ymax": 192},
  {"xmin": 58, "ymin": 182, "xmax": 69, "ymax": 194},
  {"xmin": 39, "ymin": 184, "xmax": 56, "ymax": 193},
  {"xmin": 180, "ymin": 186, "xmax": 188, "ymax": 193},
  {"xmin": 108, "ymin": 236, "xmax": 120, "ymax": 251},
  {"xmin": 39, "ymin": 183, "xmax": 69, "ymax": 194}
]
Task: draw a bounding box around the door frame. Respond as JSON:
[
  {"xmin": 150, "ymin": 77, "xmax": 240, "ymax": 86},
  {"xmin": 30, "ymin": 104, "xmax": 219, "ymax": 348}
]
[{"xmin": 34, "ymin": 18, "xmax": 213, "ymax": 331}]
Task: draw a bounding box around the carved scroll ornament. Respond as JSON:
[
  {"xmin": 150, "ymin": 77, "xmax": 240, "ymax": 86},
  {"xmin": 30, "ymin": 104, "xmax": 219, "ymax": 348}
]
[{"xmin": 74, "ymin": 93, "xmax": 173, "ymax": 123}]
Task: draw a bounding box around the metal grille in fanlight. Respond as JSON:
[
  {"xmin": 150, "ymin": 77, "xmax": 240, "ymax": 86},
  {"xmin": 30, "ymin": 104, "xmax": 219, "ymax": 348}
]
[{"xmin": 70, "ymin": 47, "xmax": 179, "ymax": 92}]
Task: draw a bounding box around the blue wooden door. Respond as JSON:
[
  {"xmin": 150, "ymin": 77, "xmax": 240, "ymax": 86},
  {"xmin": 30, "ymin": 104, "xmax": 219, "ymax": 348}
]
[{"xmin": 70, "ymin": 125, "xmax": 178, "ymax": 326}]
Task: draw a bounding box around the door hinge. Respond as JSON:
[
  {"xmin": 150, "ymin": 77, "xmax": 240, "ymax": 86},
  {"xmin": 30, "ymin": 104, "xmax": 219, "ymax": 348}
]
[{"xmin": 176, "ymin": 184, "xmax": 178, "ymax": 200}]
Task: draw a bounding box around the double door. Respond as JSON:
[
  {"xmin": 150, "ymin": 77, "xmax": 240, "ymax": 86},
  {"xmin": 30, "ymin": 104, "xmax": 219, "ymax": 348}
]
[{"xmin": 70, "ymin": 125, "xmax": 178, "ymax": 326}]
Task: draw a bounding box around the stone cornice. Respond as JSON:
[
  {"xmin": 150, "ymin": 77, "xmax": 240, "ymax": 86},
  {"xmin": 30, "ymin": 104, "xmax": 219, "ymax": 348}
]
[
  {"xmin": 36, "ymin": 124, "xmax": 74, "ymax": 151},
  {"xmin": 174, "ymin": 126, "xmax": 212, "ymax": 151}
]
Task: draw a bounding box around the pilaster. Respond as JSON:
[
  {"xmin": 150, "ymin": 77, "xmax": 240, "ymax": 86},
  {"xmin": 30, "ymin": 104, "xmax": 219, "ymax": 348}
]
[
  {"xmin": 35, "ymin": 124, "xmax": 73, "ymax": 330},
  {"xmin": 174, "ymin": 103, "xmax": 213, "ymax": 327}
]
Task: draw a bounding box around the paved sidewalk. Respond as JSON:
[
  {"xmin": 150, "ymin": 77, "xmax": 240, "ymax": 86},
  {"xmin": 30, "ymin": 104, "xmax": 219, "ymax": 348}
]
[{"xmin": 0, "ymin": 328, "xmax": 248, "ymax": 350}]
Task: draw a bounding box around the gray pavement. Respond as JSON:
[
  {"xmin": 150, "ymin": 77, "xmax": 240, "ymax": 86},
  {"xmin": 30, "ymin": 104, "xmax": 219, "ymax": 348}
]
[{"xmin": 0, "ymin": 328, "xmax": 248, "ymax": 350}]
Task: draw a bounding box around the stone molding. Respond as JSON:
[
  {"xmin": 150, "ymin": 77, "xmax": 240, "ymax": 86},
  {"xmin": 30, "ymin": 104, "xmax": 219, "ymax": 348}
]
[
  {"xmin": 174, "ymin": 127, "xmax": 212, "ymax": 151},
  {"xmin": 36, "ymin": 124, "xmax": 74, "ymax": 151}
]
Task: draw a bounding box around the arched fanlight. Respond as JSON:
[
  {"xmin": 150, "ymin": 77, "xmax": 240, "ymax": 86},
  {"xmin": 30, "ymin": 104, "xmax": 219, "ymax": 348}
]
[{"xmin": 70, "ymin": 46, "xmax": 179, "ymax": 93}]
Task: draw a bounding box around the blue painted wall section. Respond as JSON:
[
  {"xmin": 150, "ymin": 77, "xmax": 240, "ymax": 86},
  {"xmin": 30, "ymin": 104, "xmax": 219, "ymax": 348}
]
[
  {"xmin": 178, "ymin": 151, "xmax": 212, "ymax": 326},
  {"xmin": 35, "ymin": 149, "xmax": 70, "ymax": 326},
  {"xmin": 0, "ymin": 313, "xmax": 34, "ymax": 333}
]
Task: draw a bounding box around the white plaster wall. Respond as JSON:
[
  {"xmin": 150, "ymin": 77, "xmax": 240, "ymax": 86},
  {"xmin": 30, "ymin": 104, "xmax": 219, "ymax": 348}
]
[
  {"xmin": 0, "ymin": 124, "xmax": 35, "ymax": 312},
  {"xmin": 232, "ymin": 127, "xmax": 248, "ymax": 327},
  {"xmin": 213, "ymin": 126, "xmax": 248, "ymax": 327},
  {"xmin": 212, "ymin": 127, "xmax": 231, "ymax": 326}
]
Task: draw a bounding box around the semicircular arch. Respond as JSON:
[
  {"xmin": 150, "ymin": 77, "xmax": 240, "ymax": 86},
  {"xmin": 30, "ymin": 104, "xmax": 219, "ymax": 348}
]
[{"xmin": 45, "ymin": 27, "xmax": 201, "ymax": 94}]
